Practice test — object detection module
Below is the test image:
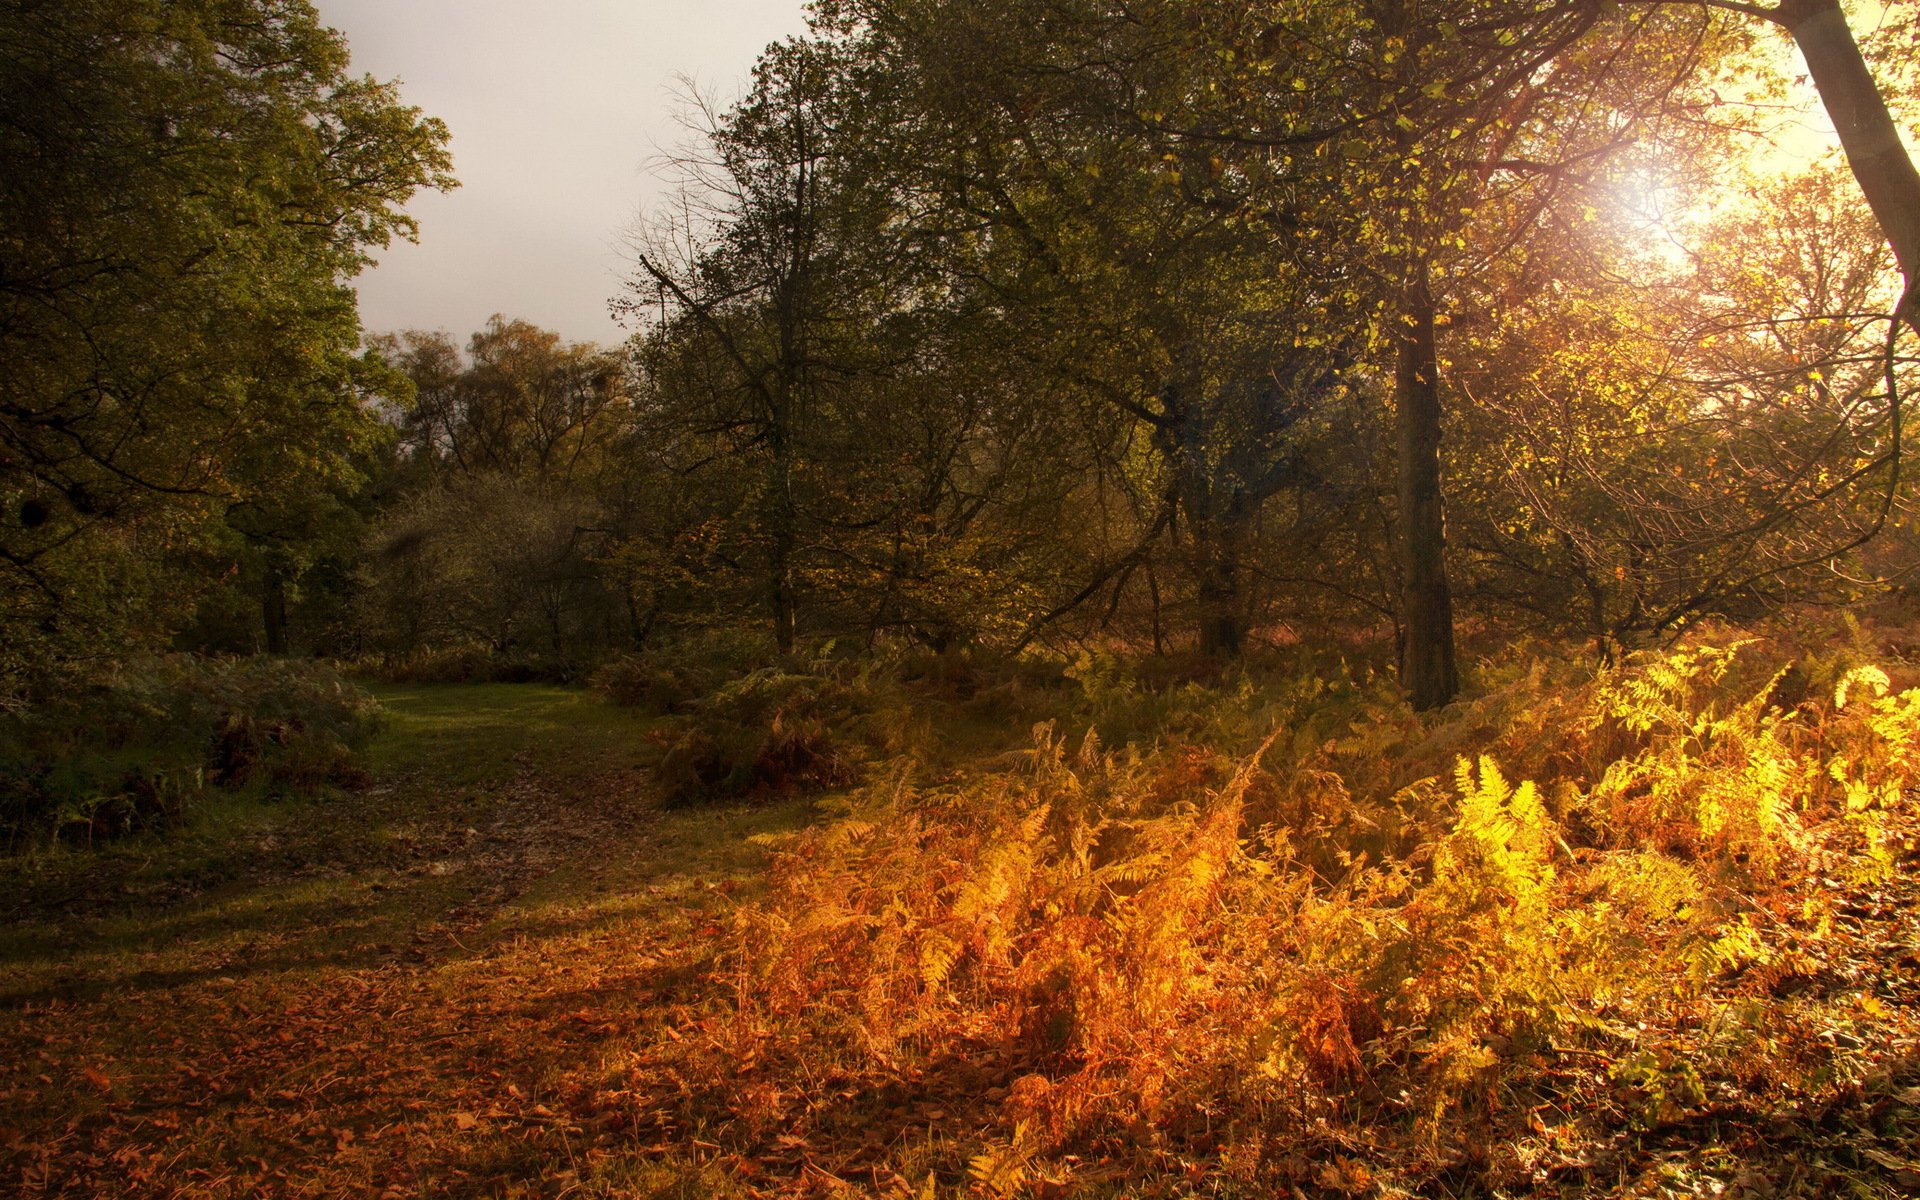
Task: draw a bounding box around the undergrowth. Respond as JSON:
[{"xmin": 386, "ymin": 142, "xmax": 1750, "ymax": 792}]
[
  {"xmin": 628, "ymin": 622, "xmax": 1920, "ymax": 1195},
  {"xmin": 0, "ymin": 655, "xmax": 380, "ymax": 851},
  {"xmin": 624, "ymin": 642, "xmax": 1069, "ymax": 806},
  {"xmin": 348, "ymin": 642, "xmax": 589, "ymax": 685}
]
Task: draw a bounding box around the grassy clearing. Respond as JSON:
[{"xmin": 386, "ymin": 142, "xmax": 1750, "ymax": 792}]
[
  {"xmin": 0, "ymin": 682, "xmax": 814, "ymax": 1197},
  {"xmin": 0, "ymin": 685, "xmax": 657, "ymax": 1000}
]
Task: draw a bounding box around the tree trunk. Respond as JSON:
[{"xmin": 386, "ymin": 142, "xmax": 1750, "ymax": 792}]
[
  {"xmin": 1146, "ymin": 561, "xmax": 1166, "ymax": 656},
  {"xmin": 1194, "ymin": 495, "xmax": 1248, "ymax": 660},
  {"xmin": 767, "ymin": 406, "xmax": 799, "ymax": 656},
  {"xmin": 1167, "ymin": 415, "xmax": 1247, "ymax": 660},
  {"xmin": 768, "ymin": 527, "xmax": 797, "ymax": 656},
  {"xmin": 1777, "ymin": 0, "xmax": 1920, "ymax": 326},
  {"xmin": 1395, "ymin": 258, "xmax": 1459, "ymax": 710},
  {"xmin": 1196, "ymin": 559, "xmax": 1244, "ymax": 659},
  {"xmin": 261, "ymin": 571, "xmax": 288, "ymax": 657},
  {"xmin": 625, "ymin": 582, "xmax": 659, "ymax": 648}
]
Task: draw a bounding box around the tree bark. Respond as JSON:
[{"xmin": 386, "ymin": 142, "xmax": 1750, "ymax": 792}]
[
  {"xmin": 768, "ymin": 416, "xmax": 798, "ymax": 653},
  {"xmin": 1395, "ymin": 258, "xmax": 1459, "ymax": 710},
  {"xmin": 768, "ymin": 524, "xmax": 797, "ymax": 656},
  {"xmin": 1163, "ymin": 394, "xmax": 1249, "ymax": 660},
  {"xmin": 1775, "ymin": 0, "xmax": 1920, "ymax": 326},
  {"xmin": 1195, "ymin": 554, "xmax": 1244, "ymax": 659},
  {"xmin": 1194, "ymin": 486, "xmax": 1248, "ymax": 660}
]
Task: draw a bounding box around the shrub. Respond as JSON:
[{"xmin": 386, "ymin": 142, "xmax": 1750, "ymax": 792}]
[
  {"xmin": 0, "ymin": 656, "xmax": 380, "ymax": 849},
  {"xmin": 589, "ymin": 652, "xmax": 710, "ymax": 714},
  {"xmin": 651, "ymin": 668, "xmax": 864, "ymax": 806},
  {"xmin": 590, "ymin": 629, "xmax": 780, "ymax": 713},
  {"xmin": 346, "ymin": 643, "xmax": 586, "ymax": 685}
]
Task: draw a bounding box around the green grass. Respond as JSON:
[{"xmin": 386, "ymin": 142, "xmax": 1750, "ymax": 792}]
[
  {"xmin": 0, "ymin": 681, "xmax": 810, "ymax": 1008},
  {"xmin": 366, "ymin": 681, "xmax": 664, "ymax": 784}
]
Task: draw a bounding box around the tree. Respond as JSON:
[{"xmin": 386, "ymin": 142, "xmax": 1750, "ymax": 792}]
[
  {"xmin": 1306, "ymin": 0, "xmax": 1728, "ymax": 706},
  {"xmin": 813, "ymin": 0, "xmax": 1380, "ymax": 658},
  {"xmin": 361, "ymin": 475, "xmax": 613, "ymax": 657},
  {"xmin": 360, "ymin": 318, "xmax": 639, "ymax": 658},
  {"xmin": 0, "ymin": 0, "xmax": 454, "ymax": 677},
  {"xmin": 1449, "ymin": 159, "xmax": 1911, "ymax": 647},
  {"xmin": 625, "ymin": 43, "xmax": 850, "ymax": 654},
  {"xmin": 1668, "ymin": 0, "xmax": 1920, "ymax": 320},
  {"xmin": 375, "ymin": 318, "xmax": 629, "ymax": 487},
  {"xmin": 594, "ymin": 0, "xmax": 1920, "ymax": 682}
]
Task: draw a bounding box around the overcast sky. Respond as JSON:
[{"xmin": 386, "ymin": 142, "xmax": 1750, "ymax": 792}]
[{"xmin": 312, "ymin": 0, "xmax": 812, "ymax": 349}]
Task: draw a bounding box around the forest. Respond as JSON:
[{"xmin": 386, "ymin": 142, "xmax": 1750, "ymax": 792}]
[{"xmin": 5, "ymin": 0, "xmax": 1920, "ymax": 1195}]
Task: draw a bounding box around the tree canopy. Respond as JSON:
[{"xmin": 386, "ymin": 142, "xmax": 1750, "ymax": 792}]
[
  {"xmin": 8, "ymin": 0, "xmax": 1917, "ymax": 709},
  {"xmin": 0, "ymin": 0, "xmax": 454, "ymax": 678}
]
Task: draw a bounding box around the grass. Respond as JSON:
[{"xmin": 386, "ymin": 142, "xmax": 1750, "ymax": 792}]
[
  {"xmin": 367, "ymin": 683, "xmax": 663, "ymax": 783},
  {"xmin": 0, "ymin": 681, "xmax": 816, "ymax": 1198}
]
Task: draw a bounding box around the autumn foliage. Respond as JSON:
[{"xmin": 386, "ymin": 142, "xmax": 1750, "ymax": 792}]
[{"xmin": 625, "ymin": 622, "xmax": 1920, "ymax": 1193}]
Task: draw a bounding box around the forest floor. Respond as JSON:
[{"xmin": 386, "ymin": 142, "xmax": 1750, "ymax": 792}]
[
  {"xmin": 3, "ymin": 680, "xmax": 1919, "ymax": 1198},
  {"xmin": 0, "ymin": 684, "xmax": 813, "ymax": 1198}
]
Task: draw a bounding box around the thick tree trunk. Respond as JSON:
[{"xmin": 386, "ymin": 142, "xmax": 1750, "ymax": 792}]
[
  {"xmin": 1196, "ymin": 489, "xmax": 1249, "ymax": 660},
  {"xmin": 1395, "ymin": 259, "xmax": 1459, "ymax": 710},
  {"xmin": 1777, "ymin": 0, "xmax": 1920, "ymax": 325},
  {"xmin": 1195, "ymin": 554, "xmax": 1244, "ymax": 659},
  {"xmin": 769, "ymin": 537, "xmax": 796, "ymax": 655}
]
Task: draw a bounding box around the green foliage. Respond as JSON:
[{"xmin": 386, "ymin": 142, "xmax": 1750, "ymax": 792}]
[
  {"xmin": 347, "ymin": 642, "xmax": 591, "ymax": 686},
  {"xmin": 589, "ymin": 630, "xmax": 781, "ymax": 714},
  {"xmin": 0, "ymin": 657, "xmax": 380, "ymax": 849},
  {"xmin": 0, "ymin": 0, "xmax": 453, "ymax": 675},
  {"xmin": 652, "ymin": 668, "xmax": 867, "ymax": 806},
  {"xmin": 591, "ymin": 653, "xmax": 703, "ymax": 713}
]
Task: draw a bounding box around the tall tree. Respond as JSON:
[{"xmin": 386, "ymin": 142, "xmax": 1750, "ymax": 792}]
[
  {"xmin": 817, "ymin": 0, "xmax": 1372, "ymax": 658},
  {"xmin": 1324, "ymin": 0, "xmax": 1720, "ymax": 706},
  {"xmin": 375, "ymin": 318, "xmax": 629, "ymax": 486},
  {"xmin": 1661, "ymin": 0, "xmax": 1920, "ymax": 319},
  {"xmin": 626, "ymin": 43, "xmax": 849, "ymax": 654},
  {"xmin": 1451, "ymin": 160, "xmax": 1910, "ymax": 646},
  {"xmin": 0, "ymin": 0, "xmax": 454, "ymax": 677}
]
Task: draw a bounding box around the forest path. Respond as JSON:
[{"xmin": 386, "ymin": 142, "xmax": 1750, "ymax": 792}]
[{"xmin": 0, "ymin": 683, "xmax": 810, "ymax": 1198}]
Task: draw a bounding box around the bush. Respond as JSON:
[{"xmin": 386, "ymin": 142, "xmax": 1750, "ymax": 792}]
[
  {"xmin": 589, "ymin": 629, "xmax": 780, "ymax": 713},
  {"xmin": 0, "ymin": 656, "xmax": 381, "ymax": 849},
  {"xmin": 651, "ymin": 668, "xmax": 864, "ymax": 806},
  {"xmin": 589, "ymin": 652, "xmax": 708, "ymax": 714},
  {"xmin": 348, "ymin": 643, "xmax": 583, "ymax": 685}
]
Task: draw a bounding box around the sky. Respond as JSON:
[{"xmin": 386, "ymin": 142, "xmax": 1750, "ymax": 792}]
[
  {"xmin": 312, "ymin": 0, "xmax": 813, "ymax": 349},
  {"xmin": 309, "ymin": 2, "xmax": 1872, "ymax": 352}
]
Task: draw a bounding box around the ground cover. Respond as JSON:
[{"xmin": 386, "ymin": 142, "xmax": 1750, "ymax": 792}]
[
  {"xmin": 3, "ymin": 630, "xmax": 1920, "ymax": 1198},
  {"xmin": 0, "ymin": 683, "xmax": 809, "ymax": 1197}
]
